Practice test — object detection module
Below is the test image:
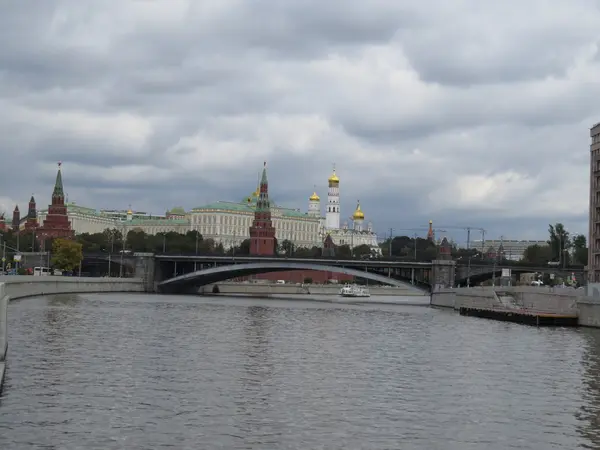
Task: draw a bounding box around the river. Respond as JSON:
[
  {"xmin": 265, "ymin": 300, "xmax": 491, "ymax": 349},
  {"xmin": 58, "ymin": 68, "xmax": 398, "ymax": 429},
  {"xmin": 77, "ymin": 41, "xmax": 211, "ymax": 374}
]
[{"xmin": 1, "ymin": 293, "xmax": 600, "ymax": 449}]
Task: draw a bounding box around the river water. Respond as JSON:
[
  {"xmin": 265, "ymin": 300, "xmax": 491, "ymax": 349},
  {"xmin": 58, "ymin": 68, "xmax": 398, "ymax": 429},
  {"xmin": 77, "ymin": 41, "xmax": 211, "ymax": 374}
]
[{"xmin": 1, "ymin": 293, "xmax": 600, "ymax": 449}]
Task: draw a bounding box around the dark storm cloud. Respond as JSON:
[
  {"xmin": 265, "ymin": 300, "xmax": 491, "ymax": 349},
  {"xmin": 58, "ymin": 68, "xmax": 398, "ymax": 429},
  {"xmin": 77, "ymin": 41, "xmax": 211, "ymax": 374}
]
[{"xmin": 0, "ymin": 0, "xmax": 597, "ymax": 240}]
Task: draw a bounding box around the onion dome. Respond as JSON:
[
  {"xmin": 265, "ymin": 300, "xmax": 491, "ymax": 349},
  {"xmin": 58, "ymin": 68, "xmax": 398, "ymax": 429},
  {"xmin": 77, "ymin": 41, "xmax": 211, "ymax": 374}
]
[
  {"xmin": 352, "ymin": 202, "xmax": 364, "ymax": 220},
  {"xmin": 328, "ymin": 169, "xmax": 339, "ymax": 184},
  {"xmin": 309, "ymin": 192, "xmax": 320, "ymax": 201}
]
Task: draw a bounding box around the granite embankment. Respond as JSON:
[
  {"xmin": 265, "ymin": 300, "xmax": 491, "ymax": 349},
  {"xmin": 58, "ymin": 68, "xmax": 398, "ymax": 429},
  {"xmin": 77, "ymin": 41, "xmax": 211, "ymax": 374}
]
[
  {"xmin": 198, "ymin": 282, "xmax": 428, "ymax": 297},
  {"xmin": 429, "ymin": 286, "xmax": 600, "ymax": 326},
  {"xmin": 0, "ymin": 276, "xmax": 145, "ymax": 391},
  {"xmin": 431, "ymin": 286, "xmax": 580, "ymax": 313}
]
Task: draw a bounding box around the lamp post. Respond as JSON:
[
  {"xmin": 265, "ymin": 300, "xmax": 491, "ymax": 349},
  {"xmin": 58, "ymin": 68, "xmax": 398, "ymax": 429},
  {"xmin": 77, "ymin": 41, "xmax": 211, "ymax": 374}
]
[
  {"xmin": 108, "ymin": 229, "xmax": 114, "ymax": 277},
  {"xmin": 0, "ymin": 231, "xmax": 4, "ymax": 273},
  {"xmin": 194, "ymin": 230, "xmax": 199, "ymax": 272},
  {"xmin": 119, "ymin": 225, "xmax": 126, "ymax": 278}
]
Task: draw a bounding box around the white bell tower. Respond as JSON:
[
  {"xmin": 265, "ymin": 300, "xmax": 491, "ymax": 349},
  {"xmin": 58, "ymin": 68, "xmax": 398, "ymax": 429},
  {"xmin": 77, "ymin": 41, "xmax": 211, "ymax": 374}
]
[{"xmin": 325, "ymin": 165, "xmax": 340, "ymax": 230}]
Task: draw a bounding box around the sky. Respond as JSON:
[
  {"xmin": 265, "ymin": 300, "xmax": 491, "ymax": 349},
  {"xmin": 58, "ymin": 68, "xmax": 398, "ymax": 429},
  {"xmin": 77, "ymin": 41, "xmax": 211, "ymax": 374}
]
[{"xmin": 0, "ymin": 0, "xmax": 598, "ymax": 246}]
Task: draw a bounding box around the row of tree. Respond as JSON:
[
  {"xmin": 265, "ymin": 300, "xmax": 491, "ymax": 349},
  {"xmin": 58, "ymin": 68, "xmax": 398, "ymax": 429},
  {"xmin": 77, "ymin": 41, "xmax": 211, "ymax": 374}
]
[
  {"xmin": 522, "ymin": 223, "xmax": 587, "ymax": 266},
  {"xmin": 75, "ymin": 230, "xmax": 364, "ymax": 259},
  {"xmin": 1, "ymin": 223, "xmax": 588, "ymax": 267}
]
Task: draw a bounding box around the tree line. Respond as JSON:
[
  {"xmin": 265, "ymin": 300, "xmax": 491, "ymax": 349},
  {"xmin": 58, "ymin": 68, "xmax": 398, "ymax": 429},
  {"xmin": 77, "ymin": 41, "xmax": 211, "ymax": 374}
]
[
  {"xmin": 522, "ymin": 223, "xmax": 587, "ymax": 266},
  {"xmin": 74, "ymin": 230, "xmax": 362, "ymax": 259}
]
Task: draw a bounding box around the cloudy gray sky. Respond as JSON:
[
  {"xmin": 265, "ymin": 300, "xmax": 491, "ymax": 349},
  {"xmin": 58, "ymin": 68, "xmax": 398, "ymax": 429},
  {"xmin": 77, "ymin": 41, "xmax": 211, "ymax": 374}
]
[{"xmin": 0, "ymin": 0, "xmax": 597, "ymax": 245}]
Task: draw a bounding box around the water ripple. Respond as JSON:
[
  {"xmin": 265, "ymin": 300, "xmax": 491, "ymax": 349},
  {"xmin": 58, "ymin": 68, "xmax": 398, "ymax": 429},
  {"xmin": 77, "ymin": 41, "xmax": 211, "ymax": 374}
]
[{"xmin": 0, "ymin": 294, "xmax": 599, "ymax": 449}]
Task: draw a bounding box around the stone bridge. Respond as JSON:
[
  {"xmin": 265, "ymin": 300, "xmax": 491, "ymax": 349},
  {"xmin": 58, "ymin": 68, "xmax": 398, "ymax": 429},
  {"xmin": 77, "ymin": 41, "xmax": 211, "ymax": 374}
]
[{"xmin": 157, "ymin": 262, "xmax": 428, "ymax": 294}]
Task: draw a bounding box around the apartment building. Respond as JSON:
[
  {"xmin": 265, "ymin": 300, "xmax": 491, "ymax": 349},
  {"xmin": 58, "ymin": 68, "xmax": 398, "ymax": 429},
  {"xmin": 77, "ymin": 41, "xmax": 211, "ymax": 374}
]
[{"xmin": 589, "ymin": 122, "xmax": 600, "ymax": 282}]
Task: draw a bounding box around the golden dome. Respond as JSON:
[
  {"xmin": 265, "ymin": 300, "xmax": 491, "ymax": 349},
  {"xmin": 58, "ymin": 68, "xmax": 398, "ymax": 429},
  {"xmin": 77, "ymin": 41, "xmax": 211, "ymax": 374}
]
[
  {"xmin": 328, "ymin": 170, "xmax": 339, "ymax": 184},
  {"xmin": 127, "ymin": 209, "xmax": 133, "ymax": 215},
  {"xmin": 352, "ymin": 202, "xmax": 364, "ymax": 220},
  {"xmin": 309, "ymin": 192, "xmax": 320, "ymax": 201}
]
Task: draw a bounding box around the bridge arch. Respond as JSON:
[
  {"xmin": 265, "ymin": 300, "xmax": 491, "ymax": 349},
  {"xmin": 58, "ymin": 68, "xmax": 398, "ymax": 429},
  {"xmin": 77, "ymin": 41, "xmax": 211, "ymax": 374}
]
[{"xmin": 158, "ymin": 262, "xmax": 425, "ymax": 292}]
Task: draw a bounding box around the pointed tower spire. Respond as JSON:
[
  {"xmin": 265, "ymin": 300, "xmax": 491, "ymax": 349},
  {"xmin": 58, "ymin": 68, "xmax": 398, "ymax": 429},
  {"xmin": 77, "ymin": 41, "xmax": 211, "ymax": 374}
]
[
  {"xmin": 261, "ymin": 161, "xmax": 268, "ymax": 185},
  {"xmin": 249, "ymin": 161, "xmax": 276, "ymax": 255},
  {"xmin": 53, "ymin": 162, "xmax": 64, "ymax": 199}
]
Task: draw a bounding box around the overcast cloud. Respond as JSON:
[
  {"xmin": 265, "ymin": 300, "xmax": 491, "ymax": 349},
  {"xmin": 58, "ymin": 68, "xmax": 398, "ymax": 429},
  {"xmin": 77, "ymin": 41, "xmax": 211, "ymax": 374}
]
[{"xmin": 0, "ymin": 0, "xmax": 598, "ymax": 245}]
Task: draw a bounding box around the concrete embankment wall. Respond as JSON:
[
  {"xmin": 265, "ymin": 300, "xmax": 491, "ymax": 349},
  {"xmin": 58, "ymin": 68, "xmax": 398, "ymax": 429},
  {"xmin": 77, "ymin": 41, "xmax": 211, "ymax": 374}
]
[
  {"xmin": 1, "ymin": 283, "xmax": 7, "ymax": 389},
  {"xmin": 0, "ymin": 276, "xmax": 145, "ymax": 300},
  {"xmin": 199, "ymin": 282, "xmax": 428, "ymax": 296},
  {"xmin": 431, "ymin": 286, "xmax": 580, "ymax": 313}
]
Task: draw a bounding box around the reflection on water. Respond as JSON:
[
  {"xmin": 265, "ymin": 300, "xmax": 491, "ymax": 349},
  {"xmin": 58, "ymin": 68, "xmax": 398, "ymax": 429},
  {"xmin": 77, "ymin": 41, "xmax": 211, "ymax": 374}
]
[
  {"xmin": 1, "ymin": 293, "xmax": 600, "ymax": 449},
  {"xmin": 578, "ymin": 328, "xmax": 600, "ymax": 446}
]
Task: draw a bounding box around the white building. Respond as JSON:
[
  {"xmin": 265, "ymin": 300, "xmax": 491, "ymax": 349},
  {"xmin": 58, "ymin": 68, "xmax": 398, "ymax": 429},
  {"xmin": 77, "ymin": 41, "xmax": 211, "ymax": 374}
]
[
  {"xmin": 39, "ymin": 167, "xmax": 379, "ymax": 253},
  {"xmin": 190, "ymin": 187, "xmax": 321, "ymax": 249},
  {"xmin": 313, "ymin": 168, "xmax": 380, "ymax": 254},
  {"xmin": 471, "ymin": 239, "xmax": 548, "ymax": 261},
  {"xmin": 38, "ymin": 203, "xmax": 190, "ymax": 236}
]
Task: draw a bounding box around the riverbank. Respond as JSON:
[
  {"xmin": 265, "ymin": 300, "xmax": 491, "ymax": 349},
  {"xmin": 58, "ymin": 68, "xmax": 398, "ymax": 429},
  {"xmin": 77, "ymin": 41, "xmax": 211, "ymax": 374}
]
[
  {"xmin": 199, "ymin": 282, "xmax": 428, "ymax": 297},
  {"xmin": 0, "ymin": 283, "xmax": 6, "ymax": 391},
  {"xmin": 429, "ymin": 286, "xmax": 600, "ymax": 327}
]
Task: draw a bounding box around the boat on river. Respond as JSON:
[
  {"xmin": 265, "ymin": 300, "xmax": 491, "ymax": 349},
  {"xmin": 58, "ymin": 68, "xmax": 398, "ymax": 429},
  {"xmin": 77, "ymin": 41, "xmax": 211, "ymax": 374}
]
[{"xmin": 339, "ymin": 285, "xmax": 370, "ymax": 298}]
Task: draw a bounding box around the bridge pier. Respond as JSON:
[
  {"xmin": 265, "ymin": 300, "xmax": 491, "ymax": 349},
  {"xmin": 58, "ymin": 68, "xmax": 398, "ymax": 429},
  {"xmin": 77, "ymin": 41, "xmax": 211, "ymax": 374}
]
[
  {"xmin": 133, "ymin": 254, "xmax": 157, "ymax": 292},
  {"xmin": 431, "ymin": 260, "xmax": 456, "ymax": 291}
]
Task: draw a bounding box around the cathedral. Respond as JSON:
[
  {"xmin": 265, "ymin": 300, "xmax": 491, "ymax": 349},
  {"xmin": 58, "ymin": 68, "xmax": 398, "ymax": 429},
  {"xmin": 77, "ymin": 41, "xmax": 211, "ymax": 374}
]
[{"xmin": 308, "ymin": 167, "xmax": 380, "ymax": 254}]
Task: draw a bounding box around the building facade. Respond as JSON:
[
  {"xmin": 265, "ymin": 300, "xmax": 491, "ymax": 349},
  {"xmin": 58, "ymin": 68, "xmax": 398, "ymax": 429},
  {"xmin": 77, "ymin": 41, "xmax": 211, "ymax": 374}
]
[
  {"xmin": 316, "ymin": 168, "xmax": 380, "ymax": 254},
  {"xmin": 471, "ymin": 239, "xmax": 548, "ymax": 261},
  {"xmin": 36, "ymin": 166, "xmax": 189, "ymax": 237},
  {"xmin": 589, "ymin": 122, "xmax": 600, "ymax": 282},
  {"xmin": 190, "ymin": 167, "xmax": 380, "ymax": 252}
]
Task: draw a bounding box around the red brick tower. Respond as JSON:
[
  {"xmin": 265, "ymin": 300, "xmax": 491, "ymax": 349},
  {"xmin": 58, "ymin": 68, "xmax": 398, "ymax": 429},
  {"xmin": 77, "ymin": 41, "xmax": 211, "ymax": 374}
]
[
  {"xmin": 249, "ymin": 162, "xmax": 276, "ymax": 256},
  {"xmin": 11, "ymin": 205, "xmax": 20, "ymax": 232},
  {"xmin": 37, "ymin": 162, "xmax": 74, "ymax": 240},
  {"xmin": 24, "ymin": 195, "xmax": 38, "ymax": 231},
  {"xmin": 427, "ymin": 220, "xmax": 434, "ymax": 241}
]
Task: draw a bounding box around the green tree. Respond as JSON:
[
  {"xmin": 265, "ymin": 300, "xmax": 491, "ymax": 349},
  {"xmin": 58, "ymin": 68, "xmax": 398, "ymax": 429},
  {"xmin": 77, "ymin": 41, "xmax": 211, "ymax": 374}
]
[
  {"xmin": 353, "ymin": 244, "xmax": 372, "ymax": 258},
  {"xmin": 279, "ymin": 239, "xmax": 294, "ymax": 256},
  {"xmin": 294, "ymin": 246, "xmax": 322, "ymax": 258},
  {"xmin": 336, "ymin": 244, "xmax": 352, "ymax": 259},
  {"xmin": 522, "ymin": 244, "xmax": 552, "ymax": 265},
  {"xmin": 548, "ymin": 223, "xmax": 570, "ymax": 263},
  {"xmin": 572, "ymin": 233, "xmax": 588, "ymax": 265},
  {"xmin": 51, "ymin": 238, "xmax": 83, "ymax": 271}
]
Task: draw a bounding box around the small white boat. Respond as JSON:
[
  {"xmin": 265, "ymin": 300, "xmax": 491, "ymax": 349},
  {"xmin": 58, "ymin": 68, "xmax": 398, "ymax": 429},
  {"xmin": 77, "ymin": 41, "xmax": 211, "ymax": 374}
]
[{"xmin": 339, "ymin": 284, "xmax": 370, "ymax": 298}]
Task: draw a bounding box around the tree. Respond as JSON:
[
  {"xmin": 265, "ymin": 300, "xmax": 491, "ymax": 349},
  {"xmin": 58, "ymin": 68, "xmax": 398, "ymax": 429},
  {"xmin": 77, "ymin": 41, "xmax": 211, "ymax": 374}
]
[
  {"xmin": 353, "ymin": 244, "xmax": 372, "ymax": 258},
  {"xmin": 572, "ymin": 233, "xmax": 588, "ymax": 266},
  {"xmin": 336, "ymin": 244, "xmax": 352, "ymax": 259},
  {"xmin": 279, "ymin": 239, "xmax": 294, "ymax": 256},
  {"xmin": 522, "ymin": 244, "xmax": 552, "ymax": 265},
  {"xmin": 294, "ymin": 246, "xmax": 322, "ymax": 258},
  {"xmin": 548, "ymin": 223, "xmax": 570, "ymax": 263},
  {"xmin": 51, "ymin": 238, "xmax": 83, "ymax": 272}
]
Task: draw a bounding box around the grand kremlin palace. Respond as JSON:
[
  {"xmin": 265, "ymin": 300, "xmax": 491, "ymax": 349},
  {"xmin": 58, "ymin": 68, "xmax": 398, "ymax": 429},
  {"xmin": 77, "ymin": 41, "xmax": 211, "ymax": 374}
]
[{"xmin": 37, "ymin": 168, "xmax": 379, "ymax": 252}]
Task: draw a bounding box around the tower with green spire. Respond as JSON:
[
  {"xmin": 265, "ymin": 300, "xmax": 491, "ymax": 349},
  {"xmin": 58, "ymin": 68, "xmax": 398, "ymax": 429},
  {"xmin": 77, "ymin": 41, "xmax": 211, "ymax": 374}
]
[
  {"xmin": 38, "ymin": 162, "xmax": 74, "ymax": 241},
  {"xmin": 249, "ymin": 161, "xmax": 276, "ymax": 255},
  {"xmin": 25, "ymin": 195, "xmax": 38, "ymax": 231}
]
